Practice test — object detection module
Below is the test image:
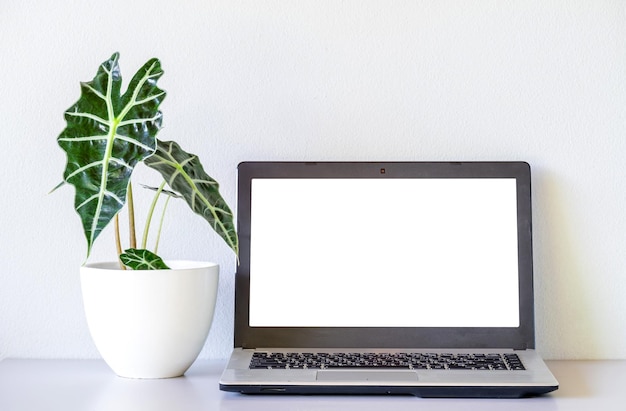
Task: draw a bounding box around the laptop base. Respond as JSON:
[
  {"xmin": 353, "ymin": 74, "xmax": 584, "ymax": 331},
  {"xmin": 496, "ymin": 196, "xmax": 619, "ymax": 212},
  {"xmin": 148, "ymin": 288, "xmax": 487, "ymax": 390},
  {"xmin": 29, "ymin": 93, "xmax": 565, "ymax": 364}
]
[{"xmin": 220, "ymin": 383, "xmax": 558, "ymax": 398}]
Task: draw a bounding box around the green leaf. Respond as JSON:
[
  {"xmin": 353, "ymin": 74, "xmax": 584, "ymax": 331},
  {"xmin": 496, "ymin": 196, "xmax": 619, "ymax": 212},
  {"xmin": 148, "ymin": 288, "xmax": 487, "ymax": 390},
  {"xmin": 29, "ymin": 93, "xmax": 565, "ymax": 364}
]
[
  {"xmin": 144, "ymin": 140, "xmax": 239, "ymax": 256},
  {"xmin": 120, "ymin": 248, "xmax": 170, "ymax": 270},
  {"xmin": 57, "ymin": 52, "xmax": 166, "ymax": 257}
]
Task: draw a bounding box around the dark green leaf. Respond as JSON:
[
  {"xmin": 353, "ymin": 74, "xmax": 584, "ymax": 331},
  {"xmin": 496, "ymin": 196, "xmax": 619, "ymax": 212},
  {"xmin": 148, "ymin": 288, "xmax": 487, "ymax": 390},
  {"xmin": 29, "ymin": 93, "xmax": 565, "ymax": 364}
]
[
  {"xmin": 57, "ymin": 52, "xmax": 166, "ymax": 257},
  {"xmin": 120, "ymin": 248, "xmax": 170, "ymax": 270},
  {"xmin": 144, "ymin": 140, "xmax": 239, "ymax": 256}
]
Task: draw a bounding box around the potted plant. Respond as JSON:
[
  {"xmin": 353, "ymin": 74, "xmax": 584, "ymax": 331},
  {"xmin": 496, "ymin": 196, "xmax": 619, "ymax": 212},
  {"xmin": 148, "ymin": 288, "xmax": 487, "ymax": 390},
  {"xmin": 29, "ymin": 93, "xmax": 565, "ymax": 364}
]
[{"xmin": 54, "ymin": 52, "xmax": 238, "ymax": 378}]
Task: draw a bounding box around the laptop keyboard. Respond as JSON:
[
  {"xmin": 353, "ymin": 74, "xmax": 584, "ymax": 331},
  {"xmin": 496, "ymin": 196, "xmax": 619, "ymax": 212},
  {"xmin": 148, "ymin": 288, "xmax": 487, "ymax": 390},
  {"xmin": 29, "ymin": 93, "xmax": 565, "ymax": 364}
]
[{"xmin": 250, "ymin": 352, "xmax": 525, "ymax": 371}]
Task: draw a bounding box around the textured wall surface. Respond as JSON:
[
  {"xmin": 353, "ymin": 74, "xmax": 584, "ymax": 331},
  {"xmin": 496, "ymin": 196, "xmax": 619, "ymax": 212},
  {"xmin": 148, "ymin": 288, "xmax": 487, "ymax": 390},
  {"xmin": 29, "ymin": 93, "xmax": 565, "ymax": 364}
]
[{"xmin": 1, "ymin": 0, "xmax": 625, "ymax": 360}]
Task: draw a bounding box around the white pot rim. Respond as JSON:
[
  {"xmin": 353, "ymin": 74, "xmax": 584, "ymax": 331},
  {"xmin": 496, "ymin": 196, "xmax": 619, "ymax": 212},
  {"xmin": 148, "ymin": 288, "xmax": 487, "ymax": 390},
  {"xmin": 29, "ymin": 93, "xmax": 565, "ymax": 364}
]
[{"xmin": 83, "ymin": 260, "xmax": 218, "ymax": 271}]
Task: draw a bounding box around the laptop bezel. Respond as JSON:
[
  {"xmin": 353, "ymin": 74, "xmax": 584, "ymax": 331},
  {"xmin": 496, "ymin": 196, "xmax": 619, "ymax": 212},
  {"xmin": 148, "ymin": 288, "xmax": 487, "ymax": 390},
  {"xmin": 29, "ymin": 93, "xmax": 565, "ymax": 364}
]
[{"xmin": 234, "ymin": 161, "xmax": 535, "ymax": 350}]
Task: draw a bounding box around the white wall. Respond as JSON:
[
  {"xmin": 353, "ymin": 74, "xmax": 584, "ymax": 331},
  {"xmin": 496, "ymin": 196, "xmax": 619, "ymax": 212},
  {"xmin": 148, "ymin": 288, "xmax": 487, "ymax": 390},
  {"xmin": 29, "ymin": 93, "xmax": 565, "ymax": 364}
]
[{"xmin": 0, "ymin": 0, "xmax": 624, "ymax": 360}]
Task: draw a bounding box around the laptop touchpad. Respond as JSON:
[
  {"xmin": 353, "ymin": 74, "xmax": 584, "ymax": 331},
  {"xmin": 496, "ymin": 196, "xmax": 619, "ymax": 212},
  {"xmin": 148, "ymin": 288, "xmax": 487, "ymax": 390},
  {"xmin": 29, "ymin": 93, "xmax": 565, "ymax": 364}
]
[{"xmin": 316, "ymin": 371, "xmax": 418, "ymax": 382}]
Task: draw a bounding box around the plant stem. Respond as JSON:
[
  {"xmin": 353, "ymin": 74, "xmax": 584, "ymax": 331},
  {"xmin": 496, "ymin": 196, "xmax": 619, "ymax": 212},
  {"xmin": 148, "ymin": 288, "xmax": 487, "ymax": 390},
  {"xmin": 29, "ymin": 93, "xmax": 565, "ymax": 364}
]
[
  {"xmin": 128, "ymin": 182, "xmax": 137, "ymax": 249},
  {"xmin": 114, "ymin": 214, "xmax": 126, "ymax": 270},
  {"xmin": 154, "ymin": 193, "xmax": 172, "ymax": 254},
  {"xmin": 142, "ymin": 181, "xmax": 167, "ymax": 249}
]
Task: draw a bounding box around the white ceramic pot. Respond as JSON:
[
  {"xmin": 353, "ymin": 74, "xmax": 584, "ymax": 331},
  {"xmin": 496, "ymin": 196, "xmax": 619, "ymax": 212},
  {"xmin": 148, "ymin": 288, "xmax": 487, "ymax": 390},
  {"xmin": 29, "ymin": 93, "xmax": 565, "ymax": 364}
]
[{"xmin": 80, "ymin": 261, "xmax": 219, "ymax": 379}]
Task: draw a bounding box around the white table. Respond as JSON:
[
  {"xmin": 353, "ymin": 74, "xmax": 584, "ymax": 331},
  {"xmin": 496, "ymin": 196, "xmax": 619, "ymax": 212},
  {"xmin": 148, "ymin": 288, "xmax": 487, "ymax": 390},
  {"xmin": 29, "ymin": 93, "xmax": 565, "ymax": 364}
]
[{"xmin": 0, "ymin": 359, "xmax": 623, "ymax": 410}]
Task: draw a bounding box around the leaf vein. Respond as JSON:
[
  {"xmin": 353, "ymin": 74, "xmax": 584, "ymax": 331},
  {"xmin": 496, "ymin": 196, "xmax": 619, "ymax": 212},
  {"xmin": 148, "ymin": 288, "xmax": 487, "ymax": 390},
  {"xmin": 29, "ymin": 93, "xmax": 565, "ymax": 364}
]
[
  {"xmin": 65, "ymin": 111, "xmax": 108, "ymax": 125},
  {"xmin": 118, "ymin": 113, "xmax": 162, "ymax": 127}
]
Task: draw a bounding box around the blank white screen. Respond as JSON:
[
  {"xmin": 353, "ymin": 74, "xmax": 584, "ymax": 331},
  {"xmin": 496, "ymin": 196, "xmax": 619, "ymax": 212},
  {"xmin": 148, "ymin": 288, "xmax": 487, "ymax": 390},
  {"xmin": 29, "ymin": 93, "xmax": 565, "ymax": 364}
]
[{"xmin": 249, "ymin": 178, "xmax": 520, "ymax": 327}]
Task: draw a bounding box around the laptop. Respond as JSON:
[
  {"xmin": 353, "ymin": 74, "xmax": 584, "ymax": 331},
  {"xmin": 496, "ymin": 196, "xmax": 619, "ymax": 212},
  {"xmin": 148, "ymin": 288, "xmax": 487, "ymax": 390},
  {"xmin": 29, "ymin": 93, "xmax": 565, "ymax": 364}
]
[{"xmin": 219, "ymin": 161, "xmax": 558, "ymax": 398}]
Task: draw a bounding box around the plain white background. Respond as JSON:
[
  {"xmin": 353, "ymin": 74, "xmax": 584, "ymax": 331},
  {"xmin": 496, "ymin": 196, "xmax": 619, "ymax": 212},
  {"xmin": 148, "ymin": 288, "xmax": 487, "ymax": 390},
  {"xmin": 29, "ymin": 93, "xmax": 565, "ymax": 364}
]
[{"xmin": 0, "ymin": 0, "xmax": 624, "ymax": 360}]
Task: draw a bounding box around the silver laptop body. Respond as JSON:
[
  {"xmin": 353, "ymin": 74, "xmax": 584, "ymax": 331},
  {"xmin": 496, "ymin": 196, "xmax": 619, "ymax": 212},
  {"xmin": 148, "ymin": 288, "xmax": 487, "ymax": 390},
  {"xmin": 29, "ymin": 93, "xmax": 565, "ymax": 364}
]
[{"xmin": 220, "ymin": 161, "xmax": 558, "ymax": 398}]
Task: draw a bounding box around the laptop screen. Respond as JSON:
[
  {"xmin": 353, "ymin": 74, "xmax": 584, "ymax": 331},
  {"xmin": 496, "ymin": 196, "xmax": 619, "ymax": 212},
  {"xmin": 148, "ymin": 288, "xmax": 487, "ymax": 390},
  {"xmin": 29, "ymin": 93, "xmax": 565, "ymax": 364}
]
[
  {"xmin": 249, "ymin": 178, "xmax": 519, "ymax": 328},
  {"xmin": 235, "ymin": 162, "xmax": 535, "ymax": 349}
]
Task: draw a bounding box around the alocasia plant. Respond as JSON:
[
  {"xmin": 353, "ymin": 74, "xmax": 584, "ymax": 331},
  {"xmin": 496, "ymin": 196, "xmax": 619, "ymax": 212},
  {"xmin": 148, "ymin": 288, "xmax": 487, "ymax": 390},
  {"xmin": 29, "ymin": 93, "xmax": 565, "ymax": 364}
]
[{"xmin": 55, "ymin": 52, "xmax": 238, "ymax": 269}]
